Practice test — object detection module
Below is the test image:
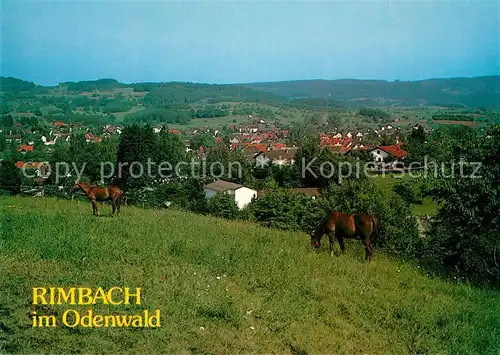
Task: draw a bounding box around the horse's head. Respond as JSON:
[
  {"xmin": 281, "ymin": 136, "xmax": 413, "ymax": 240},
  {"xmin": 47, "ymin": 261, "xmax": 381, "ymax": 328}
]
[
  {"xmin": 72, "ymin": 182, "xmax": 83, "ymax": 192},
  {"xmin": 310, "ymin": 228, "xmax": 322, "ymax": 249}
]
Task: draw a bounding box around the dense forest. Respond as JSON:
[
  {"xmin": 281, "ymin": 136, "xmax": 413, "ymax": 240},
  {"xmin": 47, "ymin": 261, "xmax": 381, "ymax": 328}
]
[
  {"xmin": 2, "ymin": 75, "xmax": 500, "ymax": 109},
  {"xmin": 241, "ymin": 76, "xmax": 500, "ymax": 108}
]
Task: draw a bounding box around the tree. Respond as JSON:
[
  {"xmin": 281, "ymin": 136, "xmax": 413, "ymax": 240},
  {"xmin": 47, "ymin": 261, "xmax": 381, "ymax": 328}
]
[
  {"xmin": 327, "ymin": 112, "xmax": 343, "ymax": 130},
  {"xmin": 270, "ymin": 164, "xmax": 302, "ymax": 188},
  {"xmin": 426, "ymin": 125, "xmax": 482, "ymax": 163},
  {"xmin": 205, "ymin": 145, "xmax": 252, "ymax": 184},
  {"xmin": 81, "ymin": 137, "xmax": 118, "ymax": 184},
  {"xmin": 287, "ymin": 122, "xmax": 317, "ymax": 147},
  {"xmin": 294, "ymin": 136, "xmax": 357, "ymax": 187},
  {"xmin": 190, "ymin": 133, "xmax": 215, "ymax": 150},
  {"xmin": 358, "ymin": 108, "xmax": 390, "ymax": 121},
  {"xmin": 156, "ymin": 127, "xmax": 186, "ymax": 168},
  {"xmin": 0, "ymin": 160, "xmax": 21, "ymax": 194},
  {"xmin": 0, "ymin": 102, "xmax": 10, "ymax": 115},
  {"xmin": 0, "ymin": 133, "xmax": 5, "ymax": 152},
  {"xmin": 48, "ymin": 140, "xmax": 71, "ymax": 185},
  {"xmin": 2, "ymin": 114, "xmax": 14, "ymax": 128},
  {"xmin": 393, "ymin": 181, "xmax": 418, "ymax": 205},
  {"xmin": 422, "ymin": 125, "xmax": 500, "ymax": 288},
  {"xmin": 304, "ymin": 113, "xmax": 324, "ymax": 126},
  {"xmin": 405, "ymin": 124, "xmax": 427, "ymax": 162},
  {"xmin": 116, "ymin": 124, "xmax": 157, "ymax": 188}
]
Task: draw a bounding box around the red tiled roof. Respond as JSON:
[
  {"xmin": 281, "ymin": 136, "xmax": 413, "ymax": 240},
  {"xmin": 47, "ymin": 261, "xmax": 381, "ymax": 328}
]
[
  {"xmin": 168, "ymin": 129, "xmax": 180, "ymax": 134},
  {"xmin": 320, "ymin": 136, "xmax": 346, "ymax": 147},
  {"xmin": 17, "ymin": 145, "xmax": 34, "ymax": 152},
  {"xmin": 330, "ymin": 146, "xmax": 352, "ymax": 154},
  {"xmin": 378, "ymin": 145, "xmax": 408, "ymax": 158},
  {"xmin": 15, "ymin": 161, "xmax": 45, "ymax": 169},
  {"xmin": 53, "ymin": 121, "xmax": 65, "ymax": 127},
  {"xmin": 246, "ymin": 143, "xmax": 267, "ymax": 153}
]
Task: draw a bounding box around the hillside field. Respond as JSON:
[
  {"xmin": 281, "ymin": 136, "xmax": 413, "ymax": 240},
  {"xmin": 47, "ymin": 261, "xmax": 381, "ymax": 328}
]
[{"xmin": 1, "ymin": 197, "xmax": 499, "ymax": 354}]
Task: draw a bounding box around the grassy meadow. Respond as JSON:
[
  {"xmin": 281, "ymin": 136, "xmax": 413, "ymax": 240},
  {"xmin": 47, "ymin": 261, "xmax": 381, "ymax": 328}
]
[
  {"xmin": 371, "ymin": 174, "xmax": 438, "ymax": 217},
  {"xmin": 1, "ymin": 196, "xmax": 499, "ymax": 354}
]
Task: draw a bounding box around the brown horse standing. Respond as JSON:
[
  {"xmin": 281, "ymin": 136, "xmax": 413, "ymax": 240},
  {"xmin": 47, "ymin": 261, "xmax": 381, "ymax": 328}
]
[
  {"xmin": 310, "ymin": 211, "xmax": 379, "ymax": 262},
  {"xmin": 72, "ymin": 182, "xmax": 124, "ymax": 217}
]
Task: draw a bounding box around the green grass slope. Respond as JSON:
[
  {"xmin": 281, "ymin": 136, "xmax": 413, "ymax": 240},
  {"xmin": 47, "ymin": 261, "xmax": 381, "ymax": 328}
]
[{"xmin": 1, "ymin": 197, "xmax": 499, "ymax": 354}]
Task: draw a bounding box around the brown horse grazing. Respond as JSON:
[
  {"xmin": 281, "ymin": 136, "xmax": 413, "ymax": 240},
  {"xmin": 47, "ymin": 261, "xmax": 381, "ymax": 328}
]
[
  {"xmin": 72, "ymin": 182, "xmax": 124, "ymax": 217},
  {"xmin": 310, "ymin": 211, "xmax": 380, "ymax": 262}
]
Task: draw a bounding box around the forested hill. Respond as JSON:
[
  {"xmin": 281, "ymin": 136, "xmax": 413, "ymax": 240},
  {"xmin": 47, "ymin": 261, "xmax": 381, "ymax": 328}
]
[
  {"xmin": 0, "ymin": 77, "xmax": 284, "ymax": 104},
  {"xmin": 239, "ymin": 76, "xmax": 500, "ymax": 108},
  {"xmin": 2, "ymin": 75, "xmax": 499, "ymax": 107},
  {"xmin": 0, "ymin": 77, "xmax": 46, "ymax": 93}
]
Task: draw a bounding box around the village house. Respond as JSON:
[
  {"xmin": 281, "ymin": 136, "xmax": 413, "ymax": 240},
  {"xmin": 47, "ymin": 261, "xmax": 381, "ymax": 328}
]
[
  {"xmin": 6, "ymin": 135, "xmax": 22, "ymax": 144},
  {"xmin": 17, "ymin": 145, "xmax": 34, "ymax": 153},
  {"xmin": 103, "ymin": 125, "xmax": 122, "ymax": 134},
  {"xmin": 203, "ymin": 180, "xmax": 257, "ymax": 210},
  {"xmin": 41, "ymin": 136, "xmax": 58, "ymax": 146},
  {"xmin": 368, "ymin": 144, "xmax": 408, "ymax": 163},
  {"xmin": 55, "ymin": 132, "xmax": 71, "ymax": 142},
  {"xmin": 254, "ymin": 148, "xmax": 298, "ymax": 167},
  {"xmin": 15, "ymin": 161, "xmax": 51, "ymax": 179},
  {"xmin": 52, "ymin": 121, "xmax": 65, "ymax": 128},
  {"xmin": 84, "ymin": 133, "xmax": 102, "ymax": 143}
]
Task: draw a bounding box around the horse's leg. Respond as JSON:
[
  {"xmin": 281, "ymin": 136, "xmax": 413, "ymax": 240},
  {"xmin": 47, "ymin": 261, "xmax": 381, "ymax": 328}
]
[
  {"xmin": 117, "ymin": 196, "xmax": 121, "ymax": 215},
  {"xmin": 337, "ymin": 236, "xmax": 346, "ymax": 254},
  {"xmin": 368, "ymin": 240, "xmax": 374, "ymax": 262},
  {"xmin": 92, "ymin": 200, "xmax": 99, "ymax": 217},
  {"xmin": 362, "ymin": 238, "xmax": 373, "ymax": 262},
  {"xmin": 328, "ymin": 231, "xmax": 336, "ymax": 257},
  {"xmin": 111, "ymin": 199, "xmax": 116, "ymax": 216}
]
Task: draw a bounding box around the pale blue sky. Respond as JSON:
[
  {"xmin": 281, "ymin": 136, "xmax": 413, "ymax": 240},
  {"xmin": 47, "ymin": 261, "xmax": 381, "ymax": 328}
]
[{"xmin": 2, "ymin": 0, "xmax": 499, "ymax": 85}]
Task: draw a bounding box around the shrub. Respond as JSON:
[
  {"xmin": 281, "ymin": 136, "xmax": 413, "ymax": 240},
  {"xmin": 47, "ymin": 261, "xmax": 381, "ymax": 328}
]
[
  {"xmin": 248, "ymin": 180, "xmax": 420, "ymax": 259},
  {"xmin": 393, "ymin": 181, "xmax": 418, "ymax": 205},
  {"xmin": 249, "ymin": 188, "xmax": 323, "ymax": 231},
  {"xmin": 136, "ymin": 179, "xmax": 208, "ymax": 212},
  {"xmin": 207, "ymin": 194, "xmax": 240, "ymax": 220},
  {"xmin": 319, "ymin": 179, "xmax": 421, "ymax": 258}
]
